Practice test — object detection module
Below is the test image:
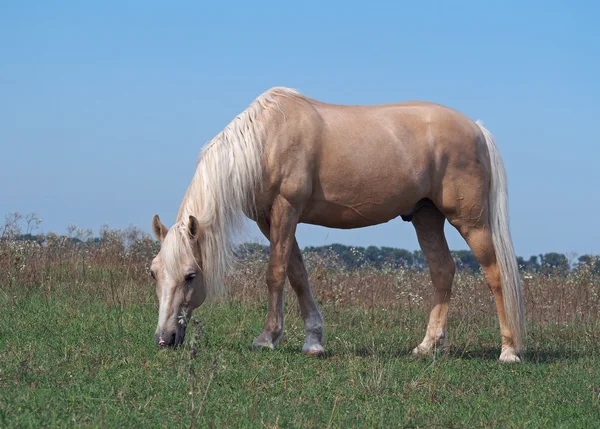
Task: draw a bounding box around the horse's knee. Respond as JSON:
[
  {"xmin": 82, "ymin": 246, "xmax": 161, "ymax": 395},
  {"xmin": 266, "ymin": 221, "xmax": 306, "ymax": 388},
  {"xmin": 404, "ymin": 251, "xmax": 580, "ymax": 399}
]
[
  {"xmin": 267, "ymin": 265, "xmax": 287, "ymax": 288},
  {"xmin": 287, "ymin": 261, "xmax": 307, "ymax": 284}
]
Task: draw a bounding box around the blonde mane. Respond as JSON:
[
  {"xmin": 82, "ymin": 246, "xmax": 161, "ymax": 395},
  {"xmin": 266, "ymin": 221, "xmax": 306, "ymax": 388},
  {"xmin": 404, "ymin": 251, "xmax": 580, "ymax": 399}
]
[{"xmin": 161, "ymin": 87, "xmax": 301, "ymax": 297}]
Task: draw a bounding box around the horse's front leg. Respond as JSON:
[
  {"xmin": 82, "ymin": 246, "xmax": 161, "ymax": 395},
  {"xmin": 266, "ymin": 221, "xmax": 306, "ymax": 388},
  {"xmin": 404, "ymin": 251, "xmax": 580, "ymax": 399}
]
[
  {"xmin": 252, "ymin": 196, "xmax": 300, "ymax": 351},
  {"xmin": 287, "ymin": 239, "xmax": 324, "ymax": 356}
]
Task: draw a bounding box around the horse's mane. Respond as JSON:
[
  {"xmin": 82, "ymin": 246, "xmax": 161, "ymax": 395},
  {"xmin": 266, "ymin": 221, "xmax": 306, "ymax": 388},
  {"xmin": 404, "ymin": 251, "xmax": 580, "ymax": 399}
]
[{"xmin": 161, "ymin": 87, "xmax": 302, "ymax": 297}]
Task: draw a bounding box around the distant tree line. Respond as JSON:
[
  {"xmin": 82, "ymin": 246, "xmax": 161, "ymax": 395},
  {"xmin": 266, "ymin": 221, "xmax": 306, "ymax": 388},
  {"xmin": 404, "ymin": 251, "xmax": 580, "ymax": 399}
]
[{"xmin": 238, "ymin": 243, "xmax": 600, "ymax": 274}]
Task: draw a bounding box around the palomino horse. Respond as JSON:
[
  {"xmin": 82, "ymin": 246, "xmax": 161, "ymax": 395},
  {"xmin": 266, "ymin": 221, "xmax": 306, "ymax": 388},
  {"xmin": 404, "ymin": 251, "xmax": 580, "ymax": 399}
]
[{"xmin": 150, "ymin": 87, "xmax": 525, "ymax": 363}]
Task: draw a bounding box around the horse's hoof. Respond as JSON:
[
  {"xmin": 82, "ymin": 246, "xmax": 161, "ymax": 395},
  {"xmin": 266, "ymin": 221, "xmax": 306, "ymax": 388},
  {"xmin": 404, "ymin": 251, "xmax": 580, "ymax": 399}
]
[
  {"xmin": 251, "ymin": 336, "xmax": 275, "ymax": 351},
  {"xmin": 302, "ymin": 343, "xmax": 325, "ymax": 357},
  {"xmin": 499, "ymin": 350, "xmax": 521, "ymax": 363},
  {"xmin": 411, "ymin": 344, "xmax": 432, "ymax": 357}
]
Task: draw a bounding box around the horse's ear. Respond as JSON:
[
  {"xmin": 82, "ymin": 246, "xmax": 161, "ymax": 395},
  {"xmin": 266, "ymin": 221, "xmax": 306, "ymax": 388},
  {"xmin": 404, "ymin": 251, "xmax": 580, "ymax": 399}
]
[
  {"xmin": 152, "ymin": 214, "xmax": 168, "ymax": 242},
  {"xmin": 187, "ymin": 215, "xmax": 203, "ymax": 241}
]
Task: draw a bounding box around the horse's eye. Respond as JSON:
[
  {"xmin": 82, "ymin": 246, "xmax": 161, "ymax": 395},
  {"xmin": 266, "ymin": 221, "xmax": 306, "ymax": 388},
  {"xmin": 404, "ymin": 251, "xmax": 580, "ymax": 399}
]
[
  {"xmin": 184, "ymin": 273, "xmax": 196, "ymax": 283},
  {"xmin": 150, "ymin": 270, "xmax": 156, "ymax": 280}
]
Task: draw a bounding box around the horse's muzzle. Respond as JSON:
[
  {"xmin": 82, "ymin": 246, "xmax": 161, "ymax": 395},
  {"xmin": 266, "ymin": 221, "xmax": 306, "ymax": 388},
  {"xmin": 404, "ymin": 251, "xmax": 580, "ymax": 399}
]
[{"xmin": 155, "ymin": 325, "xmax": 187, "ymax": 348}]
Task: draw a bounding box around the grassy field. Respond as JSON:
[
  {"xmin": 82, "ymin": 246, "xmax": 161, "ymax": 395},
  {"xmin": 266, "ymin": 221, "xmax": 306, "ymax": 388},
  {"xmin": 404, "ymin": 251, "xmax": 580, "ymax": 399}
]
[
  {"xmin": 1, "ymin": 229, "xmax": 600, "ymax": 428},
  {"xmin": 2, "ymin": 290, "xmax": 600, "ymax": 427}
]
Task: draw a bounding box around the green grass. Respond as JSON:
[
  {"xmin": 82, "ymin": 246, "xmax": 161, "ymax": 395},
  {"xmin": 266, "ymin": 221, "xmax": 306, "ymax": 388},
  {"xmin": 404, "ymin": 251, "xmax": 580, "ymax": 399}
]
[{"xmin": 1, "ymin": 289, "xmax": 599, "ymax": 429}]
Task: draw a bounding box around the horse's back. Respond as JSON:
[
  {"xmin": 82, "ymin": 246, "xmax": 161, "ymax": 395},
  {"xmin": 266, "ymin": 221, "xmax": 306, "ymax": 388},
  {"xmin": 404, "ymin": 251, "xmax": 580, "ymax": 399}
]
[{"xmin": 262, "ymin": 92, "xmax": 489, "ymax": 229}]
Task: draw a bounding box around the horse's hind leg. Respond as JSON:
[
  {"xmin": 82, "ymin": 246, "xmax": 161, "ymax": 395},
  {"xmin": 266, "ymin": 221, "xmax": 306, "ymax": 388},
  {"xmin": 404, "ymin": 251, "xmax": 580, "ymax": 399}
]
[
  {"xmin": 447, "ymin": 217, "xmax": 521, "ymax": 362},
  {"xmin": 287, "ymin": 239, "xmax": 325, "ymax": 356},
  {"xmin": 412, "ymin": 203, "xmax": 456, "ymax": 356}
]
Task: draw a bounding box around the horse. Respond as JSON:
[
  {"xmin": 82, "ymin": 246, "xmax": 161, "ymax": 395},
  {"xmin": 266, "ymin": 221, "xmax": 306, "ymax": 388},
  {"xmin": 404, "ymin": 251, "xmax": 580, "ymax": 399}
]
[{"xmin": 150, "ymin": 87, "xmax": 525, "ymax": 363}]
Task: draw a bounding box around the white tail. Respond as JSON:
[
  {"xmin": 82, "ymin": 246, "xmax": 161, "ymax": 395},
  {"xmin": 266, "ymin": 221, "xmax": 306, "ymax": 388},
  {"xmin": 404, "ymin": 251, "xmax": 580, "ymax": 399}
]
[{"xmin": 476, "ymin": 120, "xmax": 526, "ymax": 354}]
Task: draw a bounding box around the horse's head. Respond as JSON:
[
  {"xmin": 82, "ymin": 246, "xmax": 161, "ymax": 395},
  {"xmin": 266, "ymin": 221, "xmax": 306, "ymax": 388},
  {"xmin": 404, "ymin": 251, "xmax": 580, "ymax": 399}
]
[{"xmin": 150, "ymin": 214, "xmax": 207, "ymax": 348}]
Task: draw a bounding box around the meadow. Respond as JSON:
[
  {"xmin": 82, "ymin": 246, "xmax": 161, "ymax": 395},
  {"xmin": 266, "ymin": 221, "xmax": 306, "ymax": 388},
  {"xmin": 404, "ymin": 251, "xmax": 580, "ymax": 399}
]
[{"xmin": 1, "ymin": 222, "xmax": 599, "ymax": 428}]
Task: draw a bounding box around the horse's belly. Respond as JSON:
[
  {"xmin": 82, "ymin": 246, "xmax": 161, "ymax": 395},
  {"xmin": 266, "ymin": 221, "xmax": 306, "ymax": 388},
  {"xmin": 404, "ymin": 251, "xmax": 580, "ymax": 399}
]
[{"xmin": 300, "ymin": 197, "xmax": 416, "ymax": 229}]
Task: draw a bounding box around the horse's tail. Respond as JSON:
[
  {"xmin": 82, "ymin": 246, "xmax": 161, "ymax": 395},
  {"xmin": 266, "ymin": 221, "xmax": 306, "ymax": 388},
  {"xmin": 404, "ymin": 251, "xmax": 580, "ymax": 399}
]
[{"xmin": 476, "ymin": 120, "xmax": 526, "ymax": 354}]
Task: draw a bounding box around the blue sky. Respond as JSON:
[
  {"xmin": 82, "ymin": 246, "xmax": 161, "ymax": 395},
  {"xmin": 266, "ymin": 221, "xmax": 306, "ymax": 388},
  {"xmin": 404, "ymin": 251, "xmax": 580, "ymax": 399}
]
[{"xmin": 1, "ymin": 1, "xmax": 599, "ymax": 257}]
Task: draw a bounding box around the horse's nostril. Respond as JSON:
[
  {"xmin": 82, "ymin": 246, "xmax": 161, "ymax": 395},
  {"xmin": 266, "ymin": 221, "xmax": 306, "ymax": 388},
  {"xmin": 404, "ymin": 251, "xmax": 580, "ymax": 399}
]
[
  {"xmin": 156, "ymin": 330, "xmax": 180, "ymax": 348},
  {"xmin": 157, "ymin": 331, "xmax": 172, "ymax": 347}
]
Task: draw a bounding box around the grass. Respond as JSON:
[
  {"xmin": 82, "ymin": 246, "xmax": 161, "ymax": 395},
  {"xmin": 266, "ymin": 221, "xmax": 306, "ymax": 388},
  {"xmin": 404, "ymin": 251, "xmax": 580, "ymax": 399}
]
[
  {"xmin": 1, "ymin": 287, "xmax": 599, "ymax": 428},
  {"xmin": 1, "ymin": 225, "xmax": 599, "ymax": 427}
]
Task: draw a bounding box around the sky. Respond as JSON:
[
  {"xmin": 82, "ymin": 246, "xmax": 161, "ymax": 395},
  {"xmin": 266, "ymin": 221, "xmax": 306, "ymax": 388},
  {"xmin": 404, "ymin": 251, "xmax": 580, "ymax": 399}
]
[{"xmin": 1, "ymin": 1, "xmax": 599, "ymax": 258}]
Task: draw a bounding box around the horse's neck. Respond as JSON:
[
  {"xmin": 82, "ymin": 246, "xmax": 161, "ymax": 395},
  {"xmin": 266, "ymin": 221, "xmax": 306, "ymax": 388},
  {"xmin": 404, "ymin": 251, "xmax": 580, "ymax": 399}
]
[{"xmin": 176, "ymin": 157, "xmax": 230, "ymax": 228}]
